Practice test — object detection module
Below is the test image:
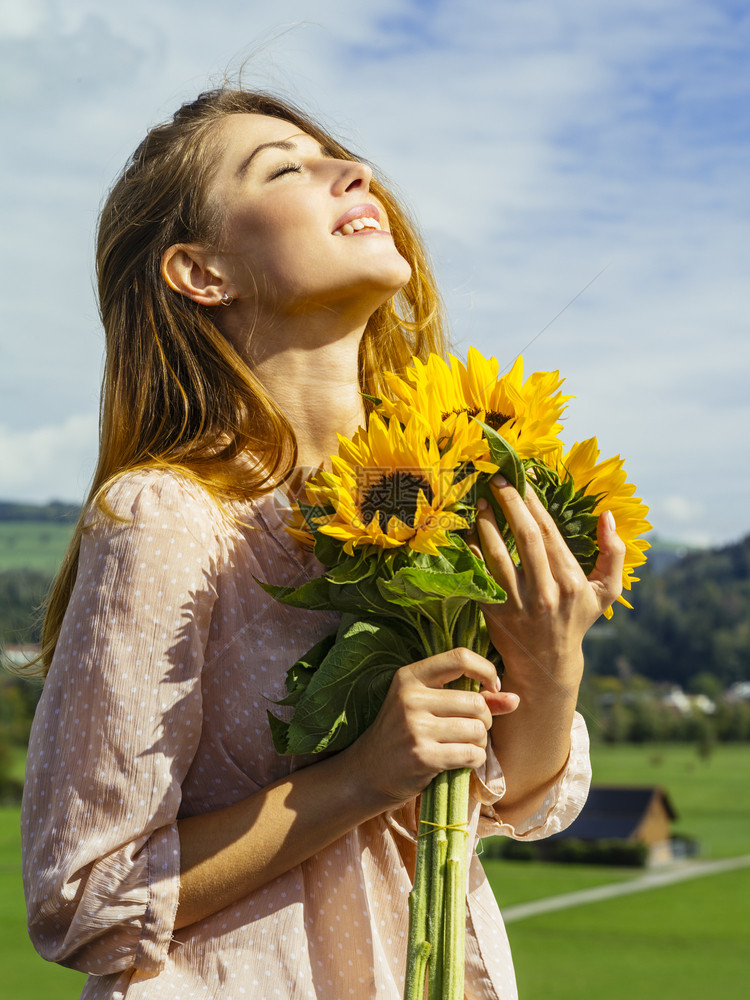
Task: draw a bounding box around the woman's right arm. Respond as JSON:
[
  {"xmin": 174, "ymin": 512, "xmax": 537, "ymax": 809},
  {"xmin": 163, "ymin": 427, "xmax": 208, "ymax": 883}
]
[
  {"xmin": 22, "ymin": 473, "xmax": 220, "ymax": 975},
  {"xmin": 175, "ymin": 647, "xmax": 517, "ymax": 929}
]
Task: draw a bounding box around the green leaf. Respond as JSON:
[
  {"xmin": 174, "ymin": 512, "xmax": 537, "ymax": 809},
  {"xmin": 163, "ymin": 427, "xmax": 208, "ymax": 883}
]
[
  {"xmin": 281, "ymin": 618, "xmax": 421, "ymax": 755},
  {"xmin": 312, "ymin": 530, "xmax": 346, "ymax": 569},
  {"xmin": 273, "ymin": 631, "xmax": 337, "ymax": 707},
  {"xmin": 380, "ymin": 566, "xmax": 504, "ymax": 607},
  {"xmin": 256, "ymin": 575, "xmax": 338, "ymax": 611},
  {"xmin": 407, "ymin": 534, "xmax": 504, "ymax": 596},
  {"xmin": 474, "ymin": 421, "xmax": 526, "ymax": 498},
  {"xmin": 325, "ymin": 547, "xmax": 380, "ymax": 585},
  {"xmin": 260, "ymin": 569, "xmax": 423, "ymax": 629},
  {"xmin": 267, "ymin": 710, "xmax": 291, "ymax": 755}
]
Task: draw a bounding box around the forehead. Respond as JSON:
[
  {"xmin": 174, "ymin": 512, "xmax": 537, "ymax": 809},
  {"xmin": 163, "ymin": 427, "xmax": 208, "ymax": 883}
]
[{"xmin": 218, "ymin": 112, "xmax": 310, "ymax": 145}]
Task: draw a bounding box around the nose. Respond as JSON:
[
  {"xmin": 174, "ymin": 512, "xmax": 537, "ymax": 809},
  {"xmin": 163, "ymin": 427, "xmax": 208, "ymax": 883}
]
[{"xmin": 332, "ymin": 158, "xmax": 372, "ymax": 195}]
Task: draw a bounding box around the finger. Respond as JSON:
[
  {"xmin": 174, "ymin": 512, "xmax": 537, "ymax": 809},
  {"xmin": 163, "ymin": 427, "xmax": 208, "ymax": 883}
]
[
  {"xmin": 475, "ymin": 496, "xmax": 521, "ymax": 604},
  {"xmin": 588, "ymin": 510, "xmax": 626, "ymax": 611},
  {"xmin": 431, "ymin": 715, "xmax": 490, "ymax": 747},
  {"xmin": 431, "ymin": 741, "xmax": 488, "ymax": 772},
  {"xmin": 410, "ymin": 647, "xmax": 502, "ymax": 693},
  {"xmin": 523, "ymin": 482, "xmax": 583, "ymax": 574},
  {"xmin": 429, "ymin": 688, "xmax": 495, "ymax": 727},
  {"xmin": 487, "ymin": 475, "xmax": 555, "ymax": 593},
  {"xmin": 521, "ymin": 485, "xmax": 596, "ymax": 602},
  {"xmin": 482, "ymin": 690, "xmax": 520, "ymax": 716}
]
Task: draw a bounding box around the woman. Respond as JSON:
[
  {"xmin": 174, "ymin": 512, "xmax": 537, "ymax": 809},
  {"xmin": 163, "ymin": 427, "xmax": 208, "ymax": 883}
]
[{"xmin": 22, "ymin": 88, "xmax": 624, "ymax": 999}]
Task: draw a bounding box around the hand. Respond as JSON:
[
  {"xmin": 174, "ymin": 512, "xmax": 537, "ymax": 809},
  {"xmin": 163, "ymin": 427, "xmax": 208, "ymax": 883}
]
[
  {"xmin": 470, "ymin": 474, "xmax": 625, "ymax": 691},
  {"xmin": 344, "ymin": 647, "xmax": 519, "ymax": 808}
]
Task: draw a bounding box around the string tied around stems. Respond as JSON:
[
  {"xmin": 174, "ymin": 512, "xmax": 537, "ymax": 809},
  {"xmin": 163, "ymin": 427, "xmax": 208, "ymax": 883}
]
[{"xmin": 418, "ymin": 820, "xmax": 469, "ymax": 838}]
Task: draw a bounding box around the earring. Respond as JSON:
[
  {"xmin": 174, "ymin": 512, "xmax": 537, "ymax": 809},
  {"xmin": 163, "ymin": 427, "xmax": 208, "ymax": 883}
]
[{"xmin": 220, "ymin": 292, "xmax": 234, "ymax": 307}]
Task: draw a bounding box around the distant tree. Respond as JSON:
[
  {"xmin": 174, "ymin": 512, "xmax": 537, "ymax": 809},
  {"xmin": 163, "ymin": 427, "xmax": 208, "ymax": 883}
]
[
  {"xmin": 689, "ymin": 672, "xmax": 724, "ymax": 700},
  {"xmin": 714, "ymin": 700, "xmax": 750, "ymax": 741},
  {"xmin": 0, "ymin": 676, "xmax": 42, "ymax": 744},
  {"xmin": 583, "ymin": 535, "xmax": 750, "ymax": 690},
  {"xmin": 603, "ymin": 700, "xmax": 633, "ymax": 743},
  {"xmin": 0, "ymin": 500, "xmax": 79, "ymax": 523},
  {"xmin": 628, "ymin": 697, "xmax": 668, "ymax": 743},
  {"xmin": 0, "ymin": 568, "xmax": 50, "ymax": 645},
  {"xmin": 0, "ymin": 736, "xmax": 22, "ymax": 803}
]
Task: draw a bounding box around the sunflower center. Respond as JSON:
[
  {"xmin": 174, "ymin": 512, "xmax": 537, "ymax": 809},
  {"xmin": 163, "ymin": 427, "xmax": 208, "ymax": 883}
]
[
  {"xmin": 359, "ymin": 471, "xmax": 434, "ymax": 532},
  {"xmin": 442, "ymin": 406, "xmax": 513, "ymax": 430},
  {"xmin": 484, "ymin": 409, "xmax": 514, "ymax": 430}
]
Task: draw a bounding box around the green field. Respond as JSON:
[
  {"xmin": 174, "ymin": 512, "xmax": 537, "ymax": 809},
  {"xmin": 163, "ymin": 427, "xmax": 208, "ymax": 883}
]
[
  {"xmin": 0, "ymin": 522, "xmax": 74, "ymax": 575},
  {"xmin": 589, "ymin": 740, "xmax": 750, "ymax": 858},
  {"xmin": 0, "ymin": 808, "xmax": 86, "ymax": 999},
  {"xmin": 2, "ymin": 743, "xmax": 748, "ymax": 999},
  {"xmin": 507, "ymin": 866, "xmax": 750, "ymax": 999}
]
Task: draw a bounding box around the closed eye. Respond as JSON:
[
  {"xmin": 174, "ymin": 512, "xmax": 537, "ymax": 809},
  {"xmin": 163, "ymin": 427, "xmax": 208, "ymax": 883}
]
[{"xmin": 268, "ymin": 161, "xmax": 303, "ymax": 180}]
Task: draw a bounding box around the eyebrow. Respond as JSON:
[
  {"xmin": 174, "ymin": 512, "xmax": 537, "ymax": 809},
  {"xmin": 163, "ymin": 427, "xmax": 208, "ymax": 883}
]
[{"xmin": 236, "ymin": 138, "xmax": 333, "ymax": 177}]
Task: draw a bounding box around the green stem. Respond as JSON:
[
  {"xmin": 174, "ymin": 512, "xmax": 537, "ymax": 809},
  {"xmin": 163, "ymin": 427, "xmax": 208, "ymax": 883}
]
[
  {"xmin": 405, "ymin": 780, "xmax": 434, "ymax": 1000},
  {"xmin": 444, "ymin": 763, "xmax": 473, "ymax": 999},
  {"xmin": 443, "ymin": 673, "xmax": 479, "ymax": 1000},
  {"xmin": 441, "ymin": 599, "xmax": 451, "ymax": 643},
  {"xmin": 414, "ymin": 615, "xmax": 437, "ymax": 658},
  {"xmin": 426, "ymin": 771, "xmax": 449, "ymax": 998}
]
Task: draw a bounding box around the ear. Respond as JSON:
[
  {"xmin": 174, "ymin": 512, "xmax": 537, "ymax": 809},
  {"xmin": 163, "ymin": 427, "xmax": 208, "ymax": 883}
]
[{"xmin": 161, "ymin": 244, "xmax": 231, "ymax": 306}]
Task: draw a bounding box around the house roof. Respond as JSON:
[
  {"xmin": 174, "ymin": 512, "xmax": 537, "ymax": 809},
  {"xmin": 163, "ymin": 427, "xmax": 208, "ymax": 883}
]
[{"xmin": 548, "ymin": 785, "xmax": 678, "ymax": 842}]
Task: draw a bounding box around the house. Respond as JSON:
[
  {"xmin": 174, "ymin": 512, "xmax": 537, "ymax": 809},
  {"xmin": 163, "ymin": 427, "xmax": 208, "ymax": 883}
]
[{"xmin": 549, "ymin": 785, "xmax": 680, "ymax": 865}]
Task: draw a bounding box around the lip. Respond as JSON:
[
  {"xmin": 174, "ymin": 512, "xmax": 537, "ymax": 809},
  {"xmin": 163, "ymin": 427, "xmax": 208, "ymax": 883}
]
[{"xmin": 331, "ymin": 202, "xmax": 385, "ymax": 234}]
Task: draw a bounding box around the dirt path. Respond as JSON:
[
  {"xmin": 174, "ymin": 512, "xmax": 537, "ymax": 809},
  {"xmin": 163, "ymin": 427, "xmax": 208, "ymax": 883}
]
[{"xmin": 501, "ymin": 854, "xmax": 750, "ymax": 924}]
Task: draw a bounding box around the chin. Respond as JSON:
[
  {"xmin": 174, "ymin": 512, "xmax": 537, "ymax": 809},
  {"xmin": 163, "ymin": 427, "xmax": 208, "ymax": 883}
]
[{"xmin": 381, "ymin": 255, "xmax": 413, "ymax": 293}]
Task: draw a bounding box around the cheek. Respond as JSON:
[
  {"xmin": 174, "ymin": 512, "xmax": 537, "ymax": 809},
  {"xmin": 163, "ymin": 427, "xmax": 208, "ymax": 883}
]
[{"xmin": 234, "ymin": 206, "xmax": 322, "ymax": 267}]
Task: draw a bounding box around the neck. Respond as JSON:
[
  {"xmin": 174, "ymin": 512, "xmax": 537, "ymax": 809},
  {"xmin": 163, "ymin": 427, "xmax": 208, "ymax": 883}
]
[{"xmin": 227, "ymin": 306, "xmax": 369, "ymax": 472}]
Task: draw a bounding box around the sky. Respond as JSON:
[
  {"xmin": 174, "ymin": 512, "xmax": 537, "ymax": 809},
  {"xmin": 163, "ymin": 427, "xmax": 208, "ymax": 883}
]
[{"xmin": 1, "ymin": 0, "xmax": 748, "ymax": 548}]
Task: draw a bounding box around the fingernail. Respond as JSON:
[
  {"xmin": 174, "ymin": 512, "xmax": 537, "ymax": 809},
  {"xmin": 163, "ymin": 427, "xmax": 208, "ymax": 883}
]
[
  {"xmin": 477, "ymin": 497, "xmax": 488, "ymax": 511},
  {"xmin": 494, "ymin": 673, "xmax": 502, "ymax": 692},
  {"xmin": 491, "ymin": 474, "xmax": 508, "ymax": 489},
  {"xmin": 605, "ymin": 510, "xmax": 616, "ymax": 531}
]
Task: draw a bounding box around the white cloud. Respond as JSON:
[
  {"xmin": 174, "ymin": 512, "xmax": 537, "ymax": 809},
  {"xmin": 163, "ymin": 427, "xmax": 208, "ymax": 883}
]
[
  {"xmin": 660, "ymin": 495, "xmax": 705, "ymax": 525},
  {"xmin": 0, "ymin": 414, "xmax": 98, "ymax": 503},
  {"xmin": 0, "ymin": 0, "xmax": 50, "ymax": 39}
]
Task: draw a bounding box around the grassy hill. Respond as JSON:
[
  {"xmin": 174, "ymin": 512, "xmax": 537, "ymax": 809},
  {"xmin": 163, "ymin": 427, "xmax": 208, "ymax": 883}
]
[
  {"xmin": 0, "ymin": 501, "xmax": 78, "ymax": 577},
  {"xmin": 0, "ymin": 522, "xmax": 75, "ymax": 576},
  {"xmin": 0, "ymin": 503, "xmax": 78, "ymax": 647}
]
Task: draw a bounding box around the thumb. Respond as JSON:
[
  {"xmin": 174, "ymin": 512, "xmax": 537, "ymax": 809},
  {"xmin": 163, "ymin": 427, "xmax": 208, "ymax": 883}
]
[{"xmin": 588, "ymin": 510, "xmax": 626, "ymax": 613}]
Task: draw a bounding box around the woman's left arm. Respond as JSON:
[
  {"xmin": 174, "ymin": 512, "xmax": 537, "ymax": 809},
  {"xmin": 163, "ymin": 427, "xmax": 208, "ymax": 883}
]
[{"xmin": 473, "ymin": 473, "xmax": 626, "ymax": 829}]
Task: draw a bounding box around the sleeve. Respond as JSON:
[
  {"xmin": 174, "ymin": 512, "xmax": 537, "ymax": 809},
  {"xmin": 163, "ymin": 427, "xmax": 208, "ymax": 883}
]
[
  {"xmin": 21, "ymin": 472, "xmax": 221, "ymax": 976},
  {"xmin": 471, "ymin": 711, "xmax": 591, "ymax": 840}
]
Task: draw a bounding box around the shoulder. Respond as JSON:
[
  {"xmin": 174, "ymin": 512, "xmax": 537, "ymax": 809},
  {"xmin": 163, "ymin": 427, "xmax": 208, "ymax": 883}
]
[{"xmin": 84, "ymin": 469, "xmax": 231, "ymax": 562}]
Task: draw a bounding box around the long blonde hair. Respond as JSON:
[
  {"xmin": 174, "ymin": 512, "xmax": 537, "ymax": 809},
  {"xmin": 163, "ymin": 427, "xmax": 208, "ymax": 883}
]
[{"xmin": 37, "ymin": 88, "xmax": 448, "ymax": 674}]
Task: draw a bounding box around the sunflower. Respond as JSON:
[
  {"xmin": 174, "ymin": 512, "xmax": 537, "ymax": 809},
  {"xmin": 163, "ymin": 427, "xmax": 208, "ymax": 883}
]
[
  {"xmin": 302, "ymin": 411, "xmax": 479, "ymax": 557},
  {"xmin": 379, "ymin": 347, "xmax": 571, "ymax": 467},
  {"xmin": 553, "ymin": 437, "xmax": 652, "ymax": 616}
]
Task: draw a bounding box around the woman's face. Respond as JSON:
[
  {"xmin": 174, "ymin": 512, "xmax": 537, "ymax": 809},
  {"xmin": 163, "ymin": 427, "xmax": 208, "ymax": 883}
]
[{"xmin": 208, "ymin": 113, "xmax": 412, "ymax": 320}]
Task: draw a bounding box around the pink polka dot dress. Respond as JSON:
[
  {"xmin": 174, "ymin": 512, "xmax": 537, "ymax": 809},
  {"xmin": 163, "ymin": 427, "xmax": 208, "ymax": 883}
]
[{"xmin": 21, "ymin": 470, "xmax": 591, "ymax": 999}]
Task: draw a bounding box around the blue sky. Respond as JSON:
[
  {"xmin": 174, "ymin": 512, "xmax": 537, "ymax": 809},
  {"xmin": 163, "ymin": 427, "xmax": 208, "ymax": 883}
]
[{"xmin": 1, "ymin": 0, "xmax": 748, "ymax": 546}]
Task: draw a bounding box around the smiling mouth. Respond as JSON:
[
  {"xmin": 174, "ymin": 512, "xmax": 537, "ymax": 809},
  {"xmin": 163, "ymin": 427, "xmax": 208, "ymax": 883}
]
[{"xmin": 333, "ymin": 216, "xmax": 383, "ymax": 236}]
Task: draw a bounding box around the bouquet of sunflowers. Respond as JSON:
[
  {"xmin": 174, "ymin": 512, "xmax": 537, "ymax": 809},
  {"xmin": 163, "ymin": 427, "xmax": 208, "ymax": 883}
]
[{"xmin": 263, "ymin": 348, "xmax": 650, "ymax": 1000}]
